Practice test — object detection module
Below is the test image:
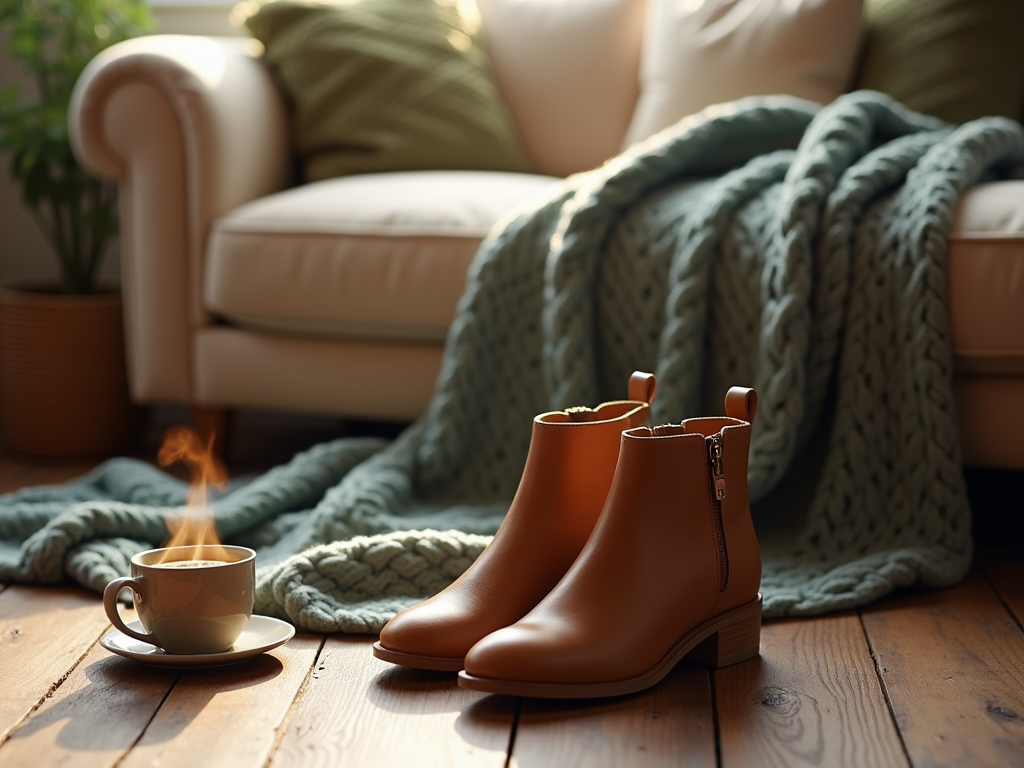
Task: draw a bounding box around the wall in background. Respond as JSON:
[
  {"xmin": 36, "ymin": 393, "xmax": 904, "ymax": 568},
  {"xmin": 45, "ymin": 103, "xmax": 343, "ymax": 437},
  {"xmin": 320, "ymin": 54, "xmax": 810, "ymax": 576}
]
[{"xmin": 0, "ymin": 5, "xmax": 246, "ymax": 287}]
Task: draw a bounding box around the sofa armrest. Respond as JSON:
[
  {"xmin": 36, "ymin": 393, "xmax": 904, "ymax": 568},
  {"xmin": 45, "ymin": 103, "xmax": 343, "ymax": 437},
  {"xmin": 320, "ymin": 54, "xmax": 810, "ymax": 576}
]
[{"xmin": 69, "ymin": 35, "xmax": 292, "ymax": 403}]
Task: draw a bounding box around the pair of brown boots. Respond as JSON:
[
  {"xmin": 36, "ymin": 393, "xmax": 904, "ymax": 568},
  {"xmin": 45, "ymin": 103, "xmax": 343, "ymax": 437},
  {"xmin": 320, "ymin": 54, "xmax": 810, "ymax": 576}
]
[{"xmin": 373, "ymin": 372, "xmax": 762, "ymax": 699}]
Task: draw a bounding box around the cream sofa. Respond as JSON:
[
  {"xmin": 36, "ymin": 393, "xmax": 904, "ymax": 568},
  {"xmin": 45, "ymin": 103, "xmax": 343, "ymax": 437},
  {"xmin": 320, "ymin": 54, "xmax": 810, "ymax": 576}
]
[{"xmin": 69, "ymin": 0, "xmax": 1024, "ymax": 469}]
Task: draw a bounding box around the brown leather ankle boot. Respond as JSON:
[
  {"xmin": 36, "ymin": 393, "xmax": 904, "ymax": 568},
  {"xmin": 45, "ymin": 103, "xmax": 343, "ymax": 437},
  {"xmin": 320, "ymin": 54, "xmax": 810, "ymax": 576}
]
[
  {"xmin": 458, "ymin": 387, "xmax": 762, "ymax": 698},
  {"xmin": 372, "ymin": 372, "xmax": 657, "ymax": 671}
]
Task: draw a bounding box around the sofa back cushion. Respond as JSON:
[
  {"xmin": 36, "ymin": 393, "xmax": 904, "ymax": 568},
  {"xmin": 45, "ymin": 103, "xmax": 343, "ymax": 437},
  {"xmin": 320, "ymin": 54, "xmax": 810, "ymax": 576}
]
[
  {"xmin": 244, "ymin": 0, "xmax": 529, "ymax": 183},
  {"xmin": 622, "ymin": 0, "xmax": 864, "ymax": 149},
  {"xmin": 476, "ymin": 0, "xmax": 645, "ymax": 177}
]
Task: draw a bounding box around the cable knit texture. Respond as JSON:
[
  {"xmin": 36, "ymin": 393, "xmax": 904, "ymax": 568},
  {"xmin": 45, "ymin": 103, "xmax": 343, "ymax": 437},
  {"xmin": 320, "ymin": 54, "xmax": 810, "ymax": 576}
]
[{"xmin": 2, "ymin": 92, "xmax": 1022, "ymax": 631}]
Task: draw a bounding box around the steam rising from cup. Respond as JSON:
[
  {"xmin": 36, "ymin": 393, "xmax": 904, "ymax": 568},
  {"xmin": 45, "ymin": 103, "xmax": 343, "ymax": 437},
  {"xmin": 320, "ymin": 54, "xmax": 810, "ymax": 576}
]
[{"xmin": 156, "ymin": 427, "xmax": 230, "ymax": 564}]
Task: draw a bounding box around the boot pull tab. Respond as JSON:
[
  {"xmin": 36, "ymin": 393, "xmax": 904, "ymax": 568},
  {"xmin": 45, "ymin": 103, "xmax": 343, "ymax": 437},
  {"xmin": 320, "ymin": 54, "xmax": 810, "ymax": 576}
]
[
  {"xmin": 628, "ymin": 371, "xmax": 657, "ymax": 405},
  {"xmin": 724, "ymin": 387, "xmax": 757, "ymax": 423}
]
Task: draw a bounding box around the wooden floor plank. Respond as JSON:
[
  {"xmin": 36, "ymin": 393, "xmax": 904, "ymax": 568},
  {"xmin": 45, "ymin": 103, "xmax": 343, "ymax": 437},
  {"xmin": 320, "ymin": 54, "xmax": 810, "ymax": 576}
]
[
  {"xmin": 979, "ymin": 548, "xmax": 1024, "ymax": 630},
  {"xmin": 861, "ymin": 571, "xmax": 1024, "ymax": 768},
  {"xmin": 0, "ymin": 453, "xmax": 98, "ymax": 496},
  {"xmin": 0, "ymin": 586, "xmax": 113, "ymax": 742},
  {"xmin": 270, "ymin": 636, "xmax": 512, "ymax": 768},
  {"xmin": 716, "ymin": 612, "xmax": 907, "ymax": 768},
  {"xmin": 513, "ymin": 664, "xmax": 715, "ymax": 768},
  {"xmin": 117, "ymin": 633, "xmax": 321, "ymax": 768},
  {"xmin": 0, "ymin": 639, "xmax": 178, "ymax": 768}
]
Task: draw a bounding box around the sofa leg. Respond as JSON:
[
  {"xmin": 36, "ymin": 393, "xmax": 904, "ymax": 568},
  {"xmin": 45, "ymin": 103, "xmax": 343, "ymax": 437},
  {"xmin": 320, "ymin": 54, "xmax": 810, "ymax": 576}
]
[{"xmin": 190, "ymin": 407, "xmax": 230, "ymax": 462}]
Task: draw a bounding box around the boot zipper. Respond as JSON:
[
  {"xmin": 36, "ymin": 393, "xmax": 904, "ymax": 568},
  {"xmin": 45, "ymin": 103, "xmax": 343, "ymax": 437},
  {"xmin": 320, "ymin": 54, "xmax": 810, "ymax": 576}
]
[{"xmin": 707, "ymin": 434, "xmax": 729, "ymax": 594}]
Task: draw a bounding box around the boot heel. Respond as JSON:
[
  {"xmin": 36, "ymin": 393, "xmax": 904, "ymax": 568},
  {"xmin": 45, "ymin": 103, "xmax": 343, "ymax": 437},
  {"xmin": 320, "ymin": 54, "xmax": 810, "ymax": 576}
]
[{"xmin": 688, "ymin": 596, "xmax": 762, "ymax": 668}]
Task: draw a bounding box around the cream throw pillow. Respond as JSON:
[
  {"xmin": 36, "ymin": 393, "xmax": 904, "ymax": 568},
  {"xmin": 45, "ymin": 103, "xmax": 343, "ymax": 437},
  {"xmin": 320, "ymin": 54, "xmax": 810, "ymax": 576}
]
[
  {"xmin": 476, "ymin": 0, "xmax": 645, "ymax": 177},
  {"xmin": 623, "ymin": 0, "xmax": 864, "ymax": 150}
]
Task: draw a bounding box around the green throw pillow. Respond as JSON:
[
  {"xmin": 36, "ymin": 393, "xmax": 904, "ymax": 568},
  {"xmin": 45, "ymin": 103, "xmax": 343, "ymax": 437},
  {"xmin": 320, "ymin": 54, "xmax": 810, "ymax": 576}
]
[
  {"xmin": 856, "ymin": 0, "xmax": 1024, "ymax": 125},
  {"xmin": 244, "ymin": 0, "xmax": 530, "ymax": 181}
]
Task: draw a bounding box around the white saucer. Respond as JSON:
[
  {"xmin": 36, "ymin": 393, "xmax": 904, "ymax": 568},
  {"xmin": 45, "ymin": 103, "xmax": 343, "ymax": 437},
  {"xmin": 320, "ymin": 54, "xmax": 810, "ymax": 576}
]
[{"xmin": 100, "ymin": 615, "xmax": 296, "ymax": 668}]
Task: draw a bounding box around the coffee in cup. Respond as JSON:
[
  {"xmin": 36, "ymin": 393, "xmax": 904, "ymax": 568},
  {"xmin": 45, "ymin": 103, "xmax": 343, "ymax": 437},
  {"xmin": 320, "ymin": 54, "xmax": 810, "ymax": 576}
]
[
  {"xmin": 159, "ymin": 560, "xmax": 224, "ymax": 569},
  {"xmin": 103, "ymin": 545, "xmax": 256, "ymax": 654}
]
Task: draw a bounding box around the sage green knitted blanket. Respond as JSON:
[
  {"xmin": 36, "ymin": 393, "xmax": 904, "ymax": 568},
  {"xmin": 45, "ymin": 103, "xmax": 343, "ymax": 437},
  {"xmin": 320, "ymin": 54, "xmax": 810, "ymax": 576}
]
[{"xmin": 3, "ymin": 92, "xmax": 1022, "ymax": 633}]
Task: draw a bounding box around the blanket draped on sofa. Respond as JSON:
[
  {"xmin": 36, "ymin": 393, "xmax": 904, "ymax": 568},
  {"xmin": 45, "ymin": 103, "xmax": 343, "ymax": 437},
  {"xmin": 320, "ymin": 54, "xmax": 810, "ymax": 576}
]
[{"xmin": 2, "ymin": 92, "xmax": 1022, "ymax": 632}]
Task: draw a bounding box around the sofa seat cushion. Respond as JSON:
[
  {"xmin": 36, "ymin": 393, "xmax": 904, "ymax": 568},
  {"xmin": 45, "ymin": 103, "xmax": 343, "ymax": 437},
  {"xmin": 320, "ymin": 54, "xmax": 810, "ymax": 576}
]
[
  {"xmin": 205, "ymin": 171, "xmax": 1021, "ymax": 370},
  {"xmin": 204, "ymin": 170, "xmax": 560, "ymax": 343},
  {"xmin": 949, "ymin": 181, "xmax": 1024, "ymax": 376}
]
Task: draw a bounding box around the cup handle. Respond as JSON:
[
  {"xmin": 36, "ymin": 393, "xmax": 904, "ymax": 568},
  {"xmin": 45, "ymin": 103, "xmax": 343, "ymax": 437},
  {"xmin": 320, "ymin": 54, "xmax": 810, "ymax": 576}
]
[{"xmin": 103, "ymin": 576, "xmax": 159, "ymax": 646}]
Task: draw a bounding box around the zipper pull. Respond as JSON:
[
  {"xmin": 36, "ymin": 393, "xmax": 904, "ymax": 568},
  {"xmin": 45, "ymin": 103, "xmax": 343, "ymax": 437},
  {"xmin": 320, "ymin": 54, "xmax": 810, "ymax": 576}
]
[{"xmin": 708, "ymin": 434, "xmax": 726, "ymax": 500}]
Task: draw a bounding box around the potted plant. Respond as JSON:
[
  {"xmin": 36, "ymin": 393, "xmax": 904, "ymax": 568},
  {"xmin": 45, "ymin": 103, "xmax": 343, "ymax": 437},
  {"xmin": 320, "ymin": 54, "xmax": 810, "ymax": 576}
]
[{"xmin": 0, "ymin": 0, "xmax": 153, "ymax": 457}]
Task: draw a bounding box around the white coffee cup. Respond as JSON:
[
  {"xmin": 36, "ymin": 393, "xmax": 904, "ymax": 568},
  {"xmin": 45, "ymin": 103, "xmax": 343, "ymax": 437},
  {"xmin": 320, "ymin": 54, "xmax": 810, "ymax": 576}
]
[{"xmin": 103, "ymin": 545, "xmax": 256, "ymax": 654}]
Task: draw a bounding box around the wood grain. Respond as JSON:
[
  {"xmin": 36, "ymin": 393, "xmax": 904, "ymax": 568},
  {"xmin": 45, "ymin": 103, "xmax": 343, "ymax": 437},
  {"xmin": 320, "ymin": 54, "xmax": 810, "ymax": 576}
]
[
  {"xmin": 0, "ymin": 586, "xmax": 113, "ymax": 742},
  {"xmin": 270, "ymin": 636, "xmax": 512, "ymax": 768},
  {"xmin": 861, "ymin": 572, "xmax": 1024, "ymax": 768},
  {"xmin": 716, "ymin": 612, "xmax": 906, "ymax": 768},
  {"xmin": 980, "ymin": 547, "xmax": 1024, "ymax": 629},
  {"xmin": 0, "ymin": 639, "xmax": 178, "ymax": 768},
  {"xmin": 117, "ymin": 633, "xmax": 322, "ymax": 768},
  {"xmin": 513, "ymin": 663, "xmax": 715, "ymax": 768}
]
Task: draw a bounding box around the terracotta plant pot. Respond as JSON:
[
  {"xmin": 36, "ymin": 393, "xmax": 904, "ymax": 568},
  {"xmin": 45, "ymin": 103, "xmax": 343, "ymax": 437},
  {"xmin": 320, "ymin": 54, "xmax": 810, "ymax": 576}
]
[{"xmin": 0, "ymin": 282, "xmax": 143, "ymax": 457}]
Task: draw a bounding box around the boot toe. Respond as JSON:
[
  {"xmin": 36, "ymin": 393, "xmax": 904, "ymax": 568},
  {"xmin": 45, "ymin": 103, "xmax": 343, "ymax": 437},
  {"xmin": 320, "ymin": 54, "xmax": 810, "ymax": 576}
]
[
  {"xmin": 379, "ymin": 597, "xmax": 478, "ymax": 660},
  {"xmin": 464, "ymin": 622, "xmax": 593, "ymax": 684}
]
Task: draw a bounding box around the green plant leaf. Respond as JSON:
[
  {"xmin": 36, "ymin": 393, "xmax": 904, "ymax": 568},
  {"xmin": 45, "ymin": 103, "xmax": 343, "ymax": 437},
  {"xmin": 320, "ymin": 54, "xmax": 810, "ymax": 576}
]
[{"xmin": 1, "ymin": 0, "xmax": 154, "ymax": 294}]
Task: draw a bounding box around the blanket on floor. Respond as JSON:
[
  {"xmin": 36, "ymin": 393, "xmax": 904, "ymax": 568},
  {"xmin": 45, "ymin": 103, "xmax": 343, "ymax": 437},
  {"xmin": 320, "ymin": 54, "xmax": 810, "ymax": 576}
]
[{"xmin": 3, "ymin": 91, "xmax": 1022, "ymax": 632}]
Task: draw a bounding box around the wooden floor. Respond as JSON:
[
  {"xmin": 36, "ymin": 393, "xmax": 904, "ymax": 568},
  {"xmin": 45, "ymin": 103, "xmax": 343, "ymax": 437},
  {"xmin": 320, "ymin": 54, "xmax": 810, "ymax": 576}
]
[{"xmin": 0, "ymin": 413, "xmax": 1022, "ymax": 768}]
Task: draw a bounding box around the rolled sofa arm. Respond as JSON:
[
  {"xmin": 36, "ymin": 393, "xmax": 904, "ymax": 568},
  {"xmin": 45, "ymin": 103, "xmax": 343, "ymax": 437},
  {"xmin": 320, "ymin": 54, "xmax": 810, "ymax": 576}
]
[{"xmin": 70, "ymin": 35, "xmax": 292, "ymax": 403}]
